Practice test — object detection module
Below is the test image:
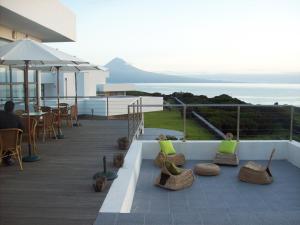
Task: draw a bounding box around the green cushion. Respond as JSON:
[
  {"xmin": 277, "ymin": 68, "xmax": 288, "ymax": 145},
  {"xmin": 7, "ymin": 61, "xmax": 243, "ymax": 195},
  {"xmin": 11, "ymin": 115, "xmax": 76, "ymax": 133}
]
[
  {"xmin": 159, "ymin": 140, "xmax": 176, "ymax": 155},
  {"xmin": 218, "ymin": 140, "xmax": 237, "ymax": 154},
  {"xmin": 165, "ymin": 161, "xmax": 182, "ymax": 175}
]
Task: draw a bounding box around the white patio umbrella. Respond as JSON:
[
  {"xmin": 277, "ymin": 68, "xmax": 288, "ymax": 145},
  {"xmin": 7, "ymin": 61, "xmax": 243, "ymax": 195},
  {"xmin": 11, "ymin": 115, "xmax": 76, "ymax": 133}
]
[
  {"xmin": 0, "ymin": 39, "xmax": 88, "ymax": 162},
  {"xmin": 14, "ymin": 64, "xmax": 103, "ymax": 128}
]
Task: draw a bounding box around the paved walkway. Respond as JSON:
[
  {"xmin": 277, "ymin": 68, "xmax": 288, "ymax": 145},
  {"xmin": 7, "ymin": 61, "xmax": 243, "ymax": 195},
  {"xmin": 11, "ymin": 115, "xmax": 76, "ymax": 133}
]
[{"xmin": 0, "ymin": 120, "xmax": 128, "ymax": 225}]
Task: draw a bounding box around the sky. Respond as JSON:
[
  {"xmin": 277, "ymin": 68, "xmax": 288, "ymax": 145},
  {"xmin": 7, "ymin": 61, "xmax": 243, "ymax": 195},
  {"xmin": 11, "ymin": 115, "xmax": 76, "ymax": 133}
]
[{"xmin": 50, "ymin": 0, "xmax": 300, "ymax": 74}]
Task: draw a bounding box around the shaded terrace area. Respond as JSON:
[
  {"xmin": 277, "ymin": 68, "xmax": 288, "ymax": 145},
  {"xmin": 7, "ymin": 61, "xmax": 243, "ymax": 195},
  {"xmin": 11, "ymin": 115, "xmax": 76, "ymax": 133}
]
[{"xmin": 0, "ymin": 120, "xmax": 128, "ymax": 225}]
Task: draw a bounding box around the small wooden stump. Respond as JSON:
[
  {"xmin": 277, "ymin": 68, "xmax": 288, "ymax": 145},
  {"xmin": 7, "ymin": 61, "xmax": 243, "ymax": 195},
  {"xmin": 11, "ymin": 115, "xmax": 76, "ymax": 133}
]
[
  {"xmin": 93, "ymin": 176, "xmax": 107, "ymax": 192},
  {"xmin": 113, "ymin": 153, "xmax": 124, "ymax": 168}
]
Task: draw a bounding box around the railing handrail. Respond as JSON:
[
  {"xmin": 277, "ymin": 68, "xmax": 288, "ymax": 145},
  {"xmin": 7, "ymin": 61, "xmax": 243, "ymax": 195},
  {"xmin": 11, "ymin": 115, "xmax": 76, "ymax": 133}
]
[
  {"xmin": 128, "ymin": 103, "xmax": 298, "ymax": 108},
  {"xmin": 127, "ymin": 103, "xmax": 298, "ymax": 143}
]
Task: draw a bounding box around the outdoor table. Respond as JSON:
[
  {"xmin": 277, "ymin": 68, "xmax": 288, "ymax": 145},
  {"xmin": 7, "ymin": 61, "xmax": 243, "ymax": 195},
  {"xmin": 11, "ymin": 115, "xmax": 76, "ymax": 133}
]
[
  {"xmin": 22, "ymin": 111, "xmax": 47, "ymax": 142},
  {"xmin": 21, "ymin": 112, "xmax": 47, "ymax": 162},
  {"xmin": 49, "ymin": 105, "xmax": 68, "ymax": 108},
  {"xmin": 22, "ymin": 112, "xmax": 47, "ymax": 117}
]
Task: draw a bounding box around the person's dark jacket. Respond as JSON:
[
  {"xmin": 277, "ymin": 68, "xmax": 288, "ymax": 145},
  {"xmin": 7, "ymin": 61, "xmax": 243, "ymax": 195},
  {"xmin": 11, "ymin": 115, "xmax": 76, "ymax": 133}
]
[{"xmin": 0, "ymin": 110, "xmax": 24, "ymax": 130}]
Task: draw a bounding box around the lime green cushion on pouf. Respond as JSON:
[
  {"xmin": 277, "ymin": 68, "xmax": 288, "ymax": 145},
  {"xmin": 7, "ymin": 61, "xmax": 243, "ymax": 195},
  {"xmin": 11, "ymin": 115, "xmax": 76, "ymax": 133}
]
[
  {"xmin": 218, "ymin": 140, "xmax": 237, "ymax": 154},
  {"xmin": 165, "ymin": 161, "xmax": 182, "ymax": 175},
  {"xmin": 159, "ymin": 140, "xmax": 176, "ymax": 155}
]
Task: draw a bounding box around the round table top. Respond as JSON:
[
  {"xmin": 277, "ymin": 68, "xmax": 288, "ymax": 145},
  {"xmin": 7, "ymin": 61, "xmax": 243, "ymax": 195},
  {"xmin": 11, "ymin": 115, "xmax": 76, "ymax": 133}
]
[{"xmin": 22, "ymin": 112, "xmax": 47, "ymax": 116}]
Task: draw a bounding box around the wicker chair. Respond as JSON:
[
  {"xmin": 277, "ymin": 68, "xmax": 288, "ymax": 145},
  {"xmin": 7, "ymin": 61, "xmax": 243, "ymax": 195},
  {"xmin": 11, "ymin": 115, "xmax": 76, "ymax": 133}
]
[
  {"xmin": 70, "ymin": 105, "xmax": 78, "ymax": 125},
  {"xmin": 155, "ymin": 161, "xmax": 194, "ymax": 191},
  {"xmin": 0, "ymin": 128, "xmax": 23, "ymax": 170},
  {"xmin": 33, "ymin": 104, "xmax": 40, "ymax": 112},
  {"xmin": 40, "ymin": 106, "xmax": 52, "ymax": 113},
  {"xmin": 61, "ymin": 106, "xmax": 72, "ymax": 127},
  {"xmin": 59, "ymin": 103, "xmax": 69, "ymax": 107},
  {"xmin": 239, "ymin": 149, "xmax": 275, "ymax": 185},
  {"xmin": 214, "ymin": 151, "xmax": 239, "ymax": 166},
  {"xmin": 21, "ymin": 117, "xmax": 38, "ymax": 154},
  {"xmin": 37, "ymin": 112, "xmax": 57, "ymax": 142},
  {"xmin": 52, "ymin": 108, "xmax": 62, "ymax": 128},
  {"xmin": 154, "ymin": 152, "xmax": 185, "ymax": 168},
  {"xmin": 213, "ymin": 133, "xmax": 239, "ymax": 166},
  {"xmin": 54, "ymin": 106, "xmax": 71, "ymax": 127}
]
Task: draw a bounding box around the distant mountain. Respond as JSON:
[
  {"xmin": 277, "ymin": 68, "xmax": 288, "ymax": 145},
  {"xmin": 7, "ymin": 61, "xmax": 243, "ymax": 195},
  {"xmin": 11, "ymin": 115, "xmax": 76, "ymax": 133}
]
[{"xmin": 105, "ymin": 58, "xmax": 221, "ymax": 83}]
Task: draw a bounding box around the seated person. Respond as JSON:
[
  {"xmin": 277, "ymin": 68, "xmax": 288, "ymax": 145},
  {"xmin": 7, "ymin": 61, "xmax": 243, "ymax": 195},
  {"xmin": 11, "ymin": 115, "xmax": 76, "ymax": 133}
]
[{"xmin": 0, "ymin": 101, "xmax": 24, "ymax": 166}]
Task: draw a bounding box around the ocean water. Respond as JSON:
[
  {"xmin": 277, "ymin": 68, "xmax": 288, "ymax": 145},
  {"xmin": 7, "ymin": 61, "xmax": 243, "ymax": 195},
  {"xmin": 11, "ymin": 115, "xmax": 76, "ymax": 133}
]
[{"xmin": 135, "ymin": 83, "xmax": 300, "ymax": 106}]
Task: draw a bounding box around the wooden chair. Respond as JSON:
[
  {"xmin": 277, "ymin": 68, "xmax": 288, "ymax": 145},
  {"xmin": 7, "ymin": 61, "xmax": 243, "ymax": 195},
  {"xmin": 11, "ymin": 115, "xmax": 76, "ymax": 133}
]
[
  {"xmin": 155, "ymin": 161, "xmax": 194, "ymax": 191},
  {"xmin": 238, "ymin": 149, "xmax": 276, "ymax": 184},
  {"xmin": 0, "ymin": 129, "xmax": 23, "ymax": 170},
  {"xmin": 21, "ymin": 117, "xmax": 38, "ymax": 154},
  {"xmin": 37, "ymin": 112, "xmax": 57, "ymax": 142}
]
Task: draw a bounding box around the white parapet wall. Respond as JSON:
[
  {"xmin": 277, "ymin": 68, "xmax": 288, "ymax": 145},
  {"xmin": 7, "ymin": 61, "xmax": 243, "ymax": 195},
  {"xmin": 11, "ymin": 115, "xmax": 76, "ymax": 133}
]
[
  {"xmin": 99, "ymin": 140, "xmax": 300, "ymax": 214},
  {"xmin": 141, "ymin": 140, "xmax": 289, "ymax": 160},
  {"xmin": 100, "ymin": 141, "xmax": 143, "ymax": 213},
  {"xmin": 288, "ymin": 141, "xmax": 300, "ymax": 168}
]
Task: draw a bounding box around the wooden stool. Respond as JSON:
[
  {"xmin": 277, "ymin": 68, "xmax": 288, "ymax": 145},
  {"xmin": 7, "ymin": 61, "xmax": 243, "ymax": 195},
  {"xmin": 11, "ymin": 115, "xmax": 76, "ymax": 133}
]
[{"xmin": 194, "ymin": 163, "xmax": 220, "ymax": 176}]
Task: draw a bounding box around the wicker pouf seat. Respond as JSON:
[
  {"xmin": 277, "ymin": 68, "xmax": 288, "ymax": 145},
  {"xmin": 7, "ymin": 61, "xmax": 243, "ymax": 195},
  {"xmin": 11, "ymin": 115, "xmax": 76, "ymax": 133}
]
[{"xmin": 194, "ymin": 163, "xmax": 220, "ymax": 176}]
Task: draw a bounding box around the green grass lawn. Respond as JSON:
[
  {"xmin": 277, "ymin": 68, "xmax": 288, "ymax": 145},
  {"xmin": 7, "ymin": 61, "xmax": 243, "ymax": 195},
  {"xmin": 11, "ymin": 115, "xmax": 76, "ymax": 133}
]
[{"xmin": 144, "ymin": 110, "xmax": 214, "ymax": 140}]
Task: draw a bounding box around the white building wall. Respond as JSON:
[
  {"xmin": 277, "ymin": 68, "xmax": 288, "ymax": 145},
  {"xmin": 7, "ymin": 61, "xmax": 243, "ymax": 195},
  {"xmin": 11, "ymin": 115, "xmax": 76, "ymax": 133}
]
[
  {"xmin": 39, "ymin": 70, "xmax": 109, "ymax": 98},
  {"xmin": 97, "ymin": 83, "xmax": 136, "ymax": 93},
  {"xmin": 61, "ymin": 72, "xmax": 76, "ymax": 97},
  {"xmin": 72, "ymin": 70, "xmax": 108, "ymax": 97}
]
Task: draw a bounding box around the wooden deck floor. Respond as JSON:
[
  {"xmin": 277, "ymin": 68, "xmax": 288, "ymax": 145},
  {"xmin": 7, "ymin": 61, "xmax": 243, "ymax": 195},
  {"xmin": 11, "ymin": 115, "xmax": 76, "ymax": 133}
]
[{"xmin": 0, "ymin": 120, "xmax": 128, "ymax": 225}]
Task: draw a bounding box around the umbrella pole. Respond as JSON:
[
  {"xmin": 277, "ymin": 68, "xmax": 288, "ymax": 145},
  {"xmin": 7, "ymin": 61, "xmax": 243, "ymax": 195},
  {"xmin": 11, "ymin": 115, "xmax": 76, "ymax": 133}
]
[
  {"xmin": 73, "ymin": 72, "xmax": 79, "ymax": 126},
  {"xmin": 56, "ymin": 66, "xmax": 64, "ymax": 139},
  {"xmin": 23, "ymin": 60, "xmax": 40, "ymax": 162}
]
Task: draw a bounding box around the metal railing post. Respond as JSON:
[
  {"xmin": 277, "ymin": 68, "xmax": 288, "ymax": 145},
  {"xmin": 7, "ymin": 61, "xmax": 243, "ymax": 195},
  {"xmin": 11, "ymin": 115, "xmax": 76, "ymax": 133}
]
[
  {"xmin": 237, "ymin": 106, "xmax": 240, "ymax": 141},
  {"xmin": 133, "ymin": 102, "xmax": 136, "ymax": 132},
  {"xmin": 106, "ymin": 96, "xmax": 109, "ymax": 120},
  {"xmin": 290, "ymin": 106, "xmax": 294, "ymax": 141},
  {"xmin": 140, "ymin": 97, "xmax": 144, "ymax": 134},
  {"xmin": 183, "ymin": 105, "xmax": 186, "ymax": 142},
  {"xmin": 128, "ymin": 105, "xmax": 130, "ymax": 142},
  {"xmin": 137, "ymin": 99, "xmax": 139, "ymax": 122}
]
